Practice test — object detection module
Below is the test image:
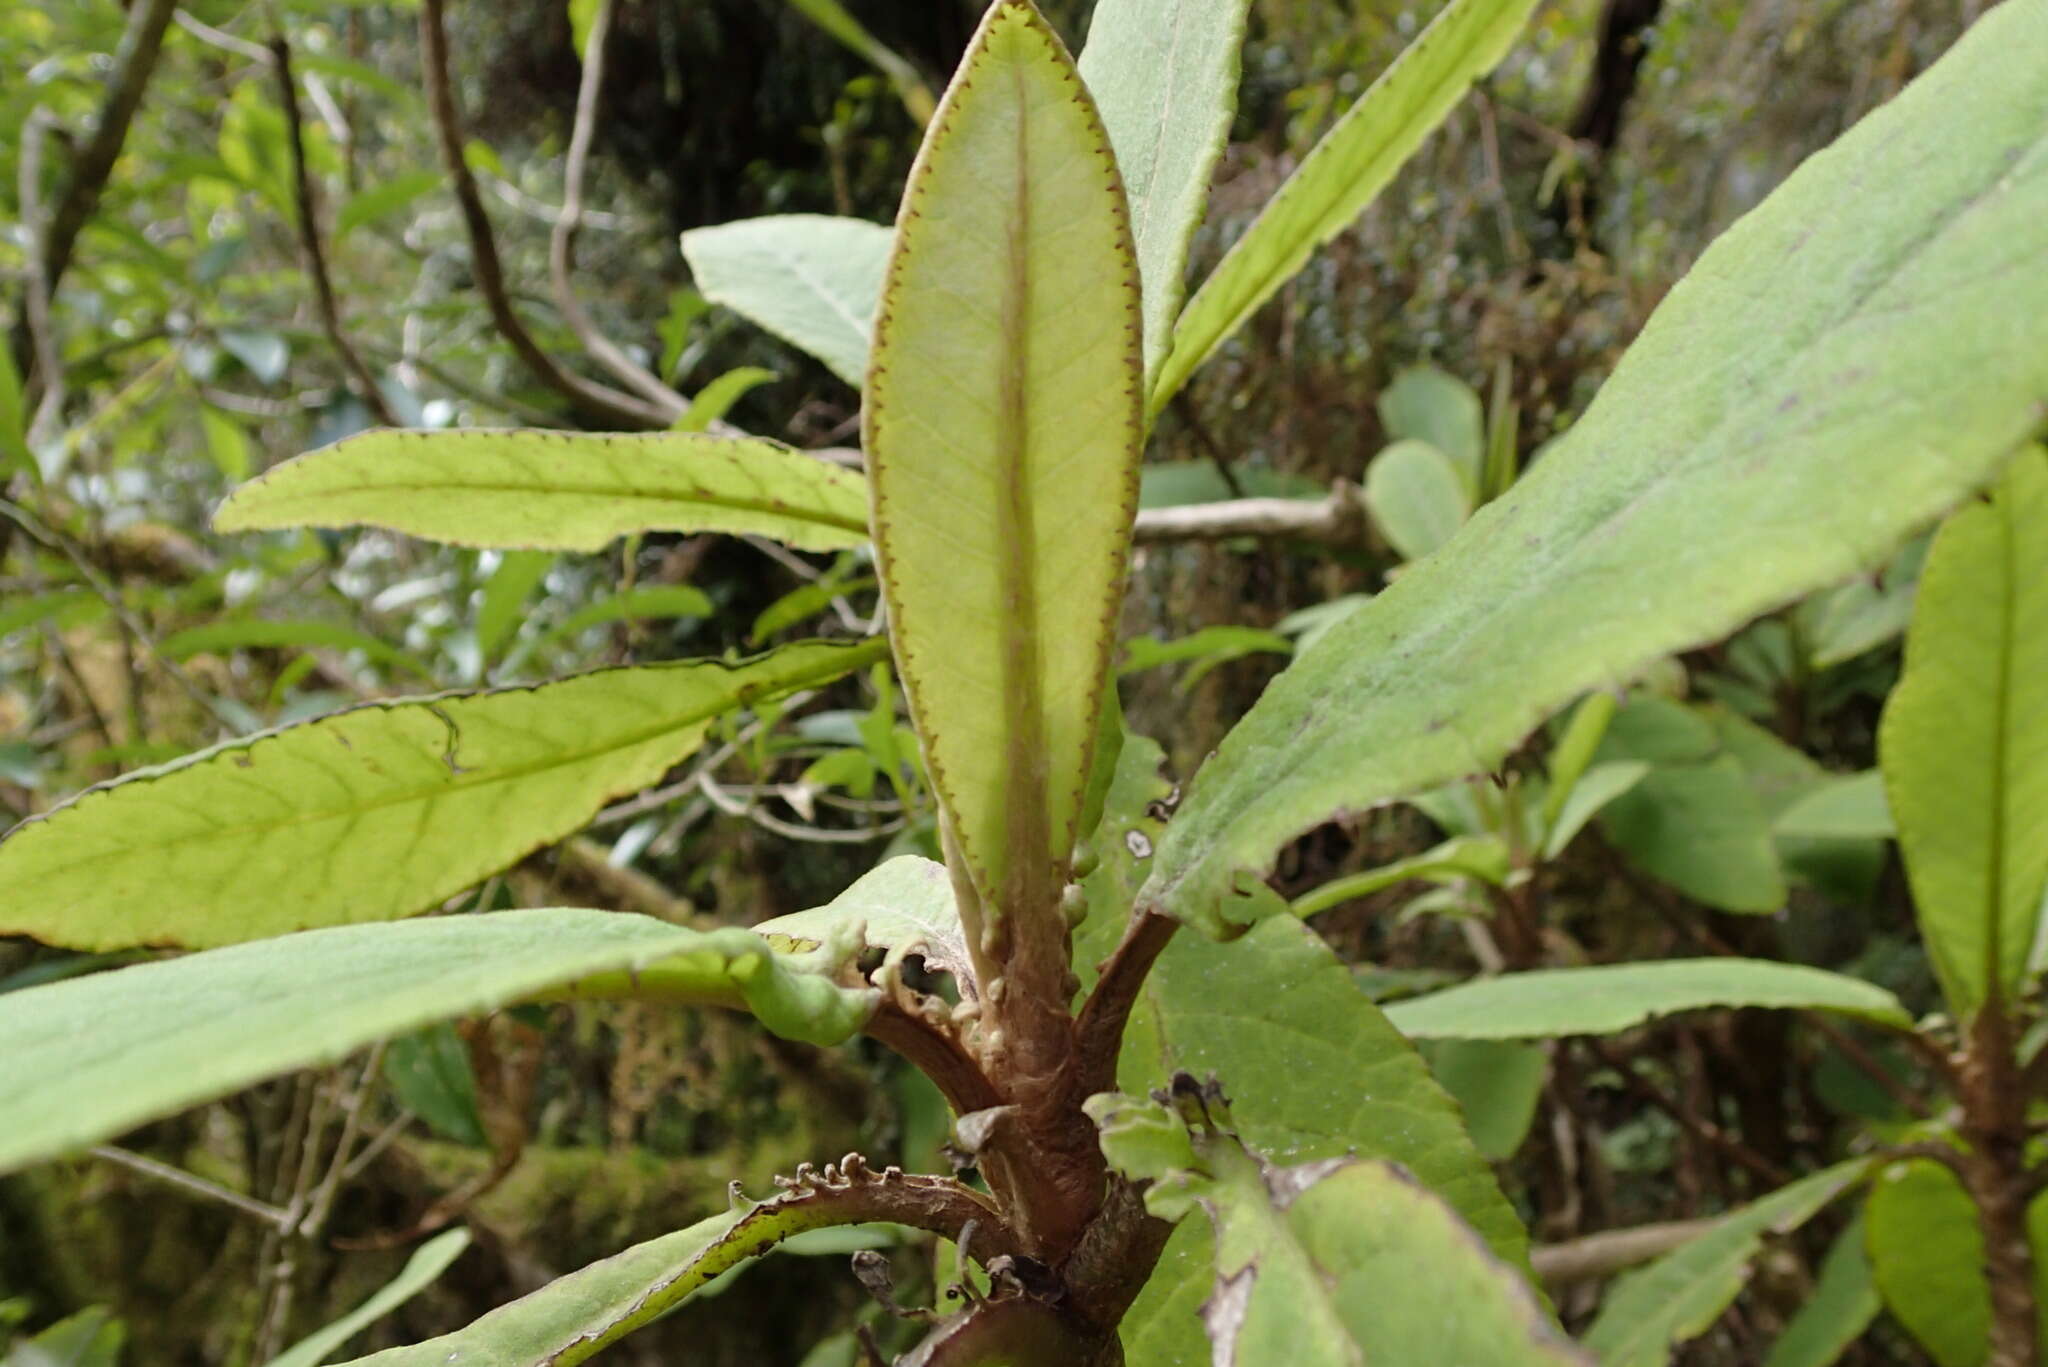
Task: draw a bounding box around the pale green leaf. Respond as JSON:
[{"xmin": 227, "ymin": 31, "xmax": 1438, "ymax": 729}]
[
  {"xmin": 527, "ymin": 584, "xmax": 715, "ymax": 656},
  {"xmin": 1379, "ymin": 363, "xmax": 1486, "ymax": 496},
  {"xmin": 1077, "ymin": 0, "xmax": 1253, "ymax": 382},
  {"xmin": 200, "ymin": 406, "xmax": 252, "ymax": 480},
  {"xmin": 0, "ymin": 638, "xmax": 885, "ymax": 949},
  {"xmin": 215, "ymin": 430, "xmax": 870, "ymax": 554},
  {"xmin": 1880, "ymin": 448, "xmax": 2048, "ymax": 1018},
  {"xmin": 1137, "ymin": 461, "xmax": 1324, "ymax": 509},
  {"xmin": 1763, "ymin": 1218, "xmax": 1880, "ymax": 1367},
  {"xmin": 161, "ymin": 618, "xmax": 434, "ymax": 680},
  {"xmin": 475, "ymin": 551, "xmax": 554, "ymax": 662},
  {"xmin": 865, "ymin": 0, "xmax": 1142, "ymax": 941},
  {"xmin": 266, "ymin": 1228, "xmax": 472, "ymax": 1367},
  {"xmin": 334, "ymin": 170, "xmax": 443, "ymax": 239},
  {"xmin": 1365, "ymin": 438, "xmax": 1473, "ymax": 561},
  {"xmin": 1541, "ymin": 691, "xmax": 1621, "ymax": 830},
  {"xmin": 1289, "ymin": 834, "xmax": 1511, "ymax": 918},
  {"xmin": 680, "ymin": 216, "xmax": 893, "ymax": 387},
  {"xmin": 1386, "ymin": 961, "xmax": 1910, "ymax": 1040},
  {"xmin": 1091, "ymin": 1089, "xmax": 1584, "ymax": 1367},
  {"xmin": 1593, "ymin": 700, "xmax": 1787, "ymax": 913},
  {"xmin": 1425, "ymin": 1038, "xmax": 1546, "ymax": 1161},
  {"xmin": 381, "ymin": 1024, "xmax": 484, "ymax": 1146},
  {"xmin": 0, "ymin": 908, "xmax": 876, "ymax": 1174},
  {"xmin": 1775, "ymin": 771, "xmax": 1893, "ymax": 841},
  {"xmin": 1541, "ymin": 761, "xmax": 1649, "ymax": 859},
  {"xmin": 1150, "ymin": 0, "xmax": 1539, "ymax": 414},
  {"xmin": 675, "ymin": 366, "xmax": 775, "ymax": 433},
  {"xmin": 1141, "ymin": 5, "xmax": 2048, "ymax": 935},
  {"xmin": 1584, "ymin": 1163, "xmax": 1869, "ymax": 1367}
]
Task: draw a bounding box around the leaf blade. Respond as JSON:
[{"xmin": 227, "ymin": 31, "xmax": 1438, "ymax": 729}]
[
  {"xmin": 1879, "ymin": 448, "xmax": 2048, "ymax": 1018},
  {"xmin": 0, "ymin": 639, "xmax": 885, "ymax": 949},
  {"xmin": 1076, "ymin": 0, "xmax": 1254, "ymax": 383},
  {"xmin": 0, "ymin": 908, "xmax": 876, "ymax": 1175},
  {"xmin": 680, "ymin": 215, "xmax": 893, "ymax": 387},
  {"xmin": 1146, "ymin": 7, "xmax": 2048, "ymax": 934},
  {"xmin": 1384, "ymin": 960, "xmax": 1911, "ymax": 1041},
  {"xmin": 215, "ymin": 430, "xmax": 871, "ymax": 554},
  {"xmin": 865, "ymin": 0, "xmax": 1142, "ymax": 948},
  {"xmin": 1149, "ymin": 0, "xmax": 1539, "ymax": 414}
]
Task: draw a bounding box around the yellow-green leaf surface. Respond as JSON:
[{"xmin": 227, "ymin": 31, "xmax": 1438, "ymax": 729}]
[
  {"xmin": 1584, "ymin": 1163, "xmax": 1869, "ymax": 1367},
  {"xmin": 340, "ymin": 1169, "xmax": 968, "ymax": 1367},
  {"xmin": 1879, "ymin": 449, "xmax": 2048, "ymax": 1018},
  {"xmin": 1146, "ymin": 3, "xmax": 2048, "ymax": 936},
  {"xmin": 1384, "ymin": 960, "xmax": 1911, "ymax": 1040},
  {"xmin": 1148, "ymin": 0, "xmax": 1538, "ymax": 415},
  {"xmin": 1092, "ymin": 1091, "xmax": 1585, "ymax": 1367},
  {"xmin": 0, "ymin": 909, "xmax": 876, "ymax": 1175},
  {"xmin": 865, "ymin": 0, "xmax": 1142, "ymax": 940},
  {"xmin": 0, "ymin": 639, "xmax": 885, "ymax": 949},
  {"xmin": 1076, "ymin": 0, "xmax": 1253, "ymax": 382},
  {"xmin": 215, "ymin": 429, "xmax": 870, "ymax": 553},
  {"xmin": 681, "ymin": 216, "xmax": 895, "ymax": 386}
]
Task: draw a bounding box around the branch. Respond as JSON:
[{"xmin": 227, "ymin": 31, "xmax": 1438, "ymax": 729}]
[
  {"xmin": 1074, "ymin": 907, "xmax": 1179, "ymax": 1095},
  {"xmin": 1131, "ymin": 484, "xmax": 1365, "ymax": 546},
  {"xmin": 17, "ymin": 112, "xmax": 66, "ymax": 442},
  {"xmin": 38, "ymin": 0, "xmax": 178, "ymax": 302},
  {"xmin": 1529, "ymin": 1217, "xmax": 1719, "ymax": 1288},
  {"xmin": 549, "ymin": 0, "xmax": 688, "ymax": 418},
  {"xmin": 417, "ymin": 0, "xmax": 672, "ymax": 430},
  {"xmin": 269, "ymin": 33, "xmax": 401, "ymax": 429}
]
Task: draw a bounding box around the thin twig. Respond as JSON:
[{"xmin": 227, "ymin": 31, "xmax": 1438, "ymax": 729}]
[
  {"xmin": 1529, "ymin": 1217, "xmax": 1719, "ymax": 1287},
  {"xmin": 269, "ymin": 33, "xmax": 400, "ymax": 428},
  {"xmin": 417, "ymin": 0, "xmax": 670, "ymax": 430},
  {"xmin": 548, "ymin": 0, "xmax": 687, "ymax": 417},
  {"xmin": 18, "ymin": 111, "xmax": 67, "ymax": 442},
  {"xmin": 173, "ymin": 10, "xmax": 274, "ymax": 66},
  {"xmin": 90, "ymin": 1146, "xmax": 292, "ymax": 1229},
  {"xmin": 33, "ymin": 0, "xmax": 178, "ymax": 307},
  {"xmin": 1583, "ymin": 1036, "xmax": 1790, "ymax": 1187},
  {"xmin": 696, "ymin": 769, "xmax": 902, "ymax": 843},
  {"xmin": 1131, "ymin": 485, "xmax": 1364, "ymax": 545}
]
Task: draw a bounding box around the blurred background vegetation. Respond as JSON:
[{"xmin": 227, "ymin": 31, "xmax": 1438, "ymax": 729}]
[{"xmin": 0, "ymin": 0, "xmax": 1991, "ymax": 1361}]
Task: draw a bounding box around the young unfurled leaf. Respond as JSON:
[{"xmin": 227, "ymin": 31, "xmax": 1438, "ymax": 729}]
[
  {"xmin": 1880, "ymin": 448, "xmax": 2048, "ymax": 1019},
  {"xmin": 0, "ymin": 639, "xmax": 885, "ymax": 949},
  {"xmin": 865, "ymin": 0, "xmax": 1142, "ymax": 959},
  {"xmin": 1077, "ymin": 0, "xmax": 1254, "ymax": 383},
  {"xmin": 1090, "ymin": 1082, "xmax": 1585, "ymax": 1367},
  {"xmin": 216, "ymin": 429, "xmax": 871, "ymax": 554},
  {"xmin": 0, "ymin": 908, "xmax": 877, "ymax": 1175},
  {"xmin": 265, "ymin": 1228, "xmax": 472, "ymax": 1367},
  {"xmin": 1144, "ymin": 6, "xmax": 2048, "ymax": 937},
  {"xmin": 757, "ymin": 855, "xmax": 972, "ymax": 996},
  {"xmin": 1584, "ymin": 1163, "xmax": 1869, "ymax": 1367},
  {"xmin": 680, "ymin": 216, "xmax": 894, "ymax": 387},
  {"xmin": 1384, "ymin": 960, "xmax": 1911, "ymax": 1041},
  {"xmin": 1149, "ymin": 0, "xmax": 1540, "ymax": 415}
]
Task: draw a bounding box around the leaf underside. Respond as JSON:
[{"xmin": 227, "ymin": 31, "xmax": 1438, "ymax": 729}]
[
  {"xmin": 1147, "ymin": 2, "xmax": 2048, "ymax": 936},
  {"xmin": 0, "ymin": 909, "xmax": 874, "ymax": 1176},
  {"xmin": 0, "ymin": 638, "xmax": 885, "ymax": 949},
  {"xmin": 215, "ymin": 429, "xmax": 872, "ymax": 553},
  {"xmin": 679, "ymin": 214, "xmax": 894, "ymax": 387},
  {"xmin": 1076, "ymin": 0, "xmax": 1254, "ymax": 385},
  {"xmin": 864, "ymin": 0, "xmax": 1143, "ymax": 939},
  {"xmin": 1383, "ymin": 959, "xmax": 1912, "ymax": 1041}
]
